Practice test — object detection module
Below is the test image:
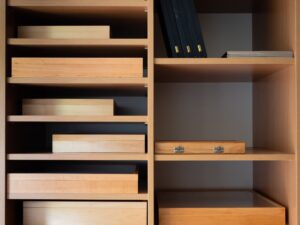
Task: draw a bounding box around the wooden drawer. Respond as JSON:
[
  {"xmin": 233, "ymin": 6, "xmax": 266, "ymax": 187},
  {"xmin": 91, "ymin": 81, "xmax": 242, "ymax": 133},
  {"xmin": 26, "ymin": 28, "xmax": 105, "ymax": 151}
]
[
  {"xmin": 12, "ymin": 58, "xmax": 143, "ymax": 78},
  {"xmin": 8, "ymin": 173, "xmax": 138, "ymax": 196},
  {"xmin": 18, "ymin": 26, "xmax": 110, "ymax": 39},
  {"xmin": 53, "ymin": 134, "xmax": 145, "ymax": 153},
  {"xmin": 23, "ymin": 201, "xmax": 147, "ymax": 225},
  {"xmin": 155, "ymin": 141, "xmax": 246, "ymax": 154},
  {"xmin": 158, "ymin": 191, "xmax": 285, "ymax": 225},
  {"xmin": 22, "ymin": 99, "xmax": 114, "ymax": 116}
]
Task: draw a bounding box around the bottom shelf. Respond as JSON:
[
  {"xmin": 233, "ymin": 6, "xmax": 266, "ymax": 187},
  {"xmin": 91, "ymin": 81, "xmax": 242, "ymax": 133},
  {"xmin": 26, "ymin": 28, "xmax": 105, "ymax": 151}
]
[{"xmin": 155, "ymin": 148, "xmax": 295, "ymax": 161}]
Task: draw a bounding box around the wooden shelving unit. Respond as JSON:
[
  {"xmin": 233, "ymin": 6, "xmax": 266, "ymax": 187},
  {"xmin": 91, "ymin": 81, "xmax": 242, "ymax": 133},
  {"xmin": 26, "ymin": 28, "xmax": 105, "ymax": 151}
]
[{"xmin": 1, "ymin": 0, "xmax": 299, "ymax": 225}]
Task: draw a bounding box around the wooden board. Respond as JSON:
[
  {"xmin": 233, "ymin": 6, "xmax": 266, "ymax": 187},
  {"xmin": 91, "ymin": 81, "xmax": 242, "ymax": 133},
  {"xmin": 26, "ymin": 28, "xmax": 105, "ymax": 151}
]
[
  {"xmin": 53, "ymin": 134, "xmax": 145, "ymax": 153},
  {"xmin": 8, "ymin": 173, "xmax": 138, "ymax": 195},
  {"xmin": 12, "ymin": 58, "xmax": 143, "ymax": 78},
  {"xmin": 18, "ymin": 26, "xmax": 110, "ymax": 39},
  {"xmin": 23, "ymin": 201, "xmax": 147, "ymax": 225},
  {"xmin": 158, "ymin": 191, "xmax": 285, "ymax": 225},
  {"xmin": 22, "ymin": 99, "xmax": 114, "ymax": 116},
  {"xmin": 155, "ymin": 141, "xmax": 246, "ymax": 154}
]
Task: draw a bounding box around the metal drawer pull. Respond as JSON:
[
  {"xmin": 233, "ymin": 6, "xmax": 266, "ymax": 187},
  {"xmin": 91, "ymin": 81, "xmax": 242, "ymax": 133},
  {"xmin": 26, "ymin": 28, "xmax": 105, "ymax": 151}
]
[
  {"xmin": 174, "ymin": 146, "xmax": 185, "ymax": 154},
  {"xmin": 214, "ymin": 146, "xmax": 224, "ymax": 154}
]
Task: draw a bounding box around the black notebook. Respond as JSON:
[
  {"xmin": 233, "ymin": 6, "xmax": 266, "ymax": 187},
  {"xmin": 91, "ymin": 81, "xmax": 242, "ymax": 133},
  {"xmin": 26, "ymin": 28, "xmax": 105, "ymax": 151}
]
[{"xmin": 159, "ymin": 0, "xmax": 184, "ymax": 57}]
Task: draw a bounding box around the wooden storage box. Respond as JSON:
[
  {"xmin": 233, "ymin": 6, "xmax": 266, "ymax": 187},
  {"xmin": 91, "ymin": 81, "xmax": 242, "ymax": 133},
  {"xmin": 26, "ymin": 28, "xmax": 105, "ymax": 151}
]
[
  {"xmin": 12, "ymin": 58, "xmax": 143, "ymax": 78},
  {"xmin": 155, "ymin": 141, "xmax": 246, "ymax": 154},
  {"xmin": 22, "ymin": 99, "xmax": 114, "ymax": 116},
  {"xmin": 23, "ymin": 201, "xmax": 147, "ymax": 225},
  {"xmin": 8, "ymin": 173, "xmax": 138, "ymax": 196},
  {"xmin": 158, "ymin": 191, "xmax": 285, "ymax": 225},
  {"xmin": 18, "ymin": 26, "xmax": 110, "ymax": 39},
  {"xmin": 53, "ymin": 134, "xmax": 145, "ymax": 153}
]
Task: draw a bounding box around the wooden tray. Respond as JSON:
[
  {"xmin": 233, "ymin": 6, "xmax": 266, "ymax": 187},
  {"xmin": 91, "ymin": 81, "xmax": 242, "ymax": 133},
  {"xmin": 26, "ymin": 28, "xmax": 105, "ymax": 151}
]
[
  {"xmin": 53, "ymin": 134, "xmax": 145, "ymax": 153},
  {"xmin": 8, "ymin": 173, "xmax": 138, "ymax": 195},
  {"xmin": 158, "ymin": 191, "xmax": 285, "ymax": 225},
  {"xmin": 22, "ymin": 99, "xmax": 114, "ymax": 116},
  {"xmin": 18, "ymin": 26, "xmax": 110, "ymax": 39},
  {"xmin": 12, "ymin": 58, "xmax": 143, "ymax": 78},
  {"xmin": 23, "ymin": 201, "xmax": 147, "ymax": 225},
  {"xmin": 155, "ymin": 141, "xmax": 246, "ymax": 154}
]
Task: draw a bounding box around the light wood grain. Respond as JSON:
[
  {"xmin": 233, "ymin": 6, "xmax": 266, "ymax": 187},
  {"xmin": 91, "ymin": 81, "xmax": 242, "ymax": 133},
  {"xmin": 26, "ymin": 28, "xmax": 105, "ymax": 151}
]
[
  {"xmin": 8, "ymin": 115, "xmax": 147, "ymax": 123},
  {"xmin": 23, "ymin": 99, "xmax": 114, "ymax": 116},
  {"xmin": 23, "ymin": 201, "xmax": 147, "ymax": 225},
  {"xmin": 53, "ymin": 134, "xmax": 145, "ymax": 153},
  {"xmin": 8, "ymin": 38, "xmax": 148, "ymax": 47},
  {"xmin": 147, "ymin": 2, "xmax": 154, "ymax": 225},
  {"xmin": 155, "ymin": 148, "xmax": 295, "ymax": 161},
  {"xmin": 158, "ymin": 191, "xmax": 285, "ymax": 225},
  {"xmin": 155, "ymin": 141, "xmax": 245, "ymax": 154},
  {"xmin": 12, "ymin": 58, "xmax": 143, "ymax": 78},
  {"xmin": 8, "ymin": 153, "xmax": 148, "ymax": 161},
  {"xmin": 8, "ymin": 0, "xmax": 148, "ymax": 20},
  {"xmin": 0, "ymin": 0, "xmax": 5, "ymax": 224},
  {"xmin": 9, "ymin": 192, "xmax": 148, "ymax": 200},
  {"xmin": 18, "ymin": 26, "xmax": 110, "ymax": 39},
  {"xmin": 8, "ymin": 77, "xmax": 148, "ymax": 90},
  {"xmin": 8, "ymin": 173, "xmax": 138, "ymax": 195},
  {"xmin": 155, "ymin": 58, "xmax": 294, "ymax": 82}
]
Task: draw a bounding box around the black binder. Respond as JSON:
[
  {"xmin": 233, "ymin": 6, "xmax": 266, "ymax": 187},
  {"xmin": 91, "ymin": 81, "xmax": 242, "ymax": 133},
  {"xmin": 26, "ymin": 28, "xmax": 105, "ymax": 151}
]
[
  {"xmin": 185, "ymin": 0, "xmax": 207, "ymax": 57},
  {"xmin": 159, "ymin": 0, "xmax": 184, "ymax": 57},
  {"xmin": 171, "ymin": 0, "xmax": 192, "ymax": 57}
]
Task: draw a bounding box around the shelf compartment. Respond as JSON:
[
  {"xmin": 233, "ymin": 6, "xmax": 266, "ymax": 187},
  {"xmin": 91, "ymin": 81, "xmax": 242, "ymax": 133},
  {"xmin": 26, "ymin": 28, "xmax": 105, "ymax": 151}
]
[
  {"xmin": 8, "ymin": 77, "xmax": 148, "ymax": 90},
  {"xmin": 7, "ymin": 115, "xmax": 148, "ymax": 123},
  {"xmin": 155, "ymin": 149, "xmax": 295, "ymax": 161},
  {"xmin": 8, "ymin": 153, "xmax": 148, "ymax": 161},
  {"xmin": 155, "ymin": 58, "xmax": 294, "ymax": 82},
  {"xmin": 8, "ymin": 0, "xmax": 148, "ymax": 20}
]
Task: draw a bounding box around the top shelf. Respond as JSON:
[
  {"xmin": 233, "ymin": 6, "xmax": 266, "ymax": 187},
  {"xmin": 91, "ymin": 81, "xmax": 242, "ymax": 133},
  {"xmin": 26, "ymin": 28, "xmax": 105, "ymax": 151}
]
[
  {"xmin": 155, "ymin": 58, "xmax": 294, "ymax": 82},
  {"xmin": 8, "ymin": 0, "xmax": 148, "ymax": 20}
]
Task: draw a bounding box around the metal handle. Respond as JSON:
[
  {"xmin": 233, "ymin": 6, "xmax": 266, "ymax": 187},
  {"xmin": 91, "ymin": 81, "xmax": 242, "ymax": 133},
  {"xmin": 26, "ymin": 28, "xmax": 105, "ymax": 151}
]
[
  {"xmin": 213, "ymin": 146, "xmax": 224, "ymax": 154},
  {"xmin": 174, "ymin": 146, "xmax": 184, "ymax": 154}
]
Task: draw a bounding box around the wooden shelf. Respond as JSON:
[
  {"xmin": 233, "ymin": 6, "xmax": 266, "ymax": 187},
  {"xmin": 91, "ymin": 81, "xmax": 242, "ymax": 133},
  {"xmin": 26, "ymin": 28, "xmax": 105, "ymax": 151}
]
[
  {"xmin": 8, "ymin": 0, "xmax": 148, "ymax": 20},
  {"xmin": 8, "ymin": 38, "xmax": 148, "ymax": 54},
  {"xmin": 155, "ymin": 58, "xmax": 294, "ymax": 82},
  {"xmin": 8, "ymin": 115, "xmax": 148, "ymax": 123},
  {"xmin": 8, "ymin": 153, "xmax": 148, "ymax": 161},
  {"xmin": 8, "ymin": 192, "xmax": 148, "ymax": 200},
  {"xmin": 8, "ymin": 77, "xmax": 148, "ymax": 90},
  {"xmin": 155, "ymin": 149, "xmax": 295, "ymax": 161}
]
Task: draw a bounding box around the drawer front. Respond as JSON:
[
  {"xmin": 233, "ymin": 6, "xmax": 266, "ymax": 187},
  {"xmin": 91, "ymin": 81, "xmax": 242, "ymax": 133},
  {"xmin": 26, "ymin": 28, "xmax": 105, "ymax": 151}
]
[
  {"xmin": 22, "ymin": 99, "xmax": 114, "ymax": 116},
  {"xmin": 155, "ymin": 141, "xmax": 246, "ymax": 154},
  {"xmin": 53, "ymin": 134, "xmax": 145, "ymax": 153},
  {"xmin": 24, "ymin": 201, "xmax": 147, "ymax": 225},
  {"xmin": 8, "ymin": 173, "xmax": 138, "ymax": 195},
  {"xmin": 12, "ymin": 58, "xmax": 143, "ymax": 78},
  {"xmin": 159, "ymin": 208, "xmax": 285, "ymax": 225}
]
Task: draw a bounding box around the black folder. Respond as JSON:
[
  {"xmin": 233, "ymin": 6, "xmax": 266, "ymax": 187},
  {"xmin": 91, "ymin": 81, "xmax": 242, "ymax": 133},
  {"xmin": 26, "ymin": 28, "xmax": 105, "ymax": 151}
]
[
  {"xmin": 171, "ymin": 0, "xmax": 192, "ymax": 57},
  {"xmin": 184, "ymin": 0, "xmax": 207, "ymax": 57},
  {"xmin": 159, "ymin": 0, "xmax": 184, "ymax": 57}
]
